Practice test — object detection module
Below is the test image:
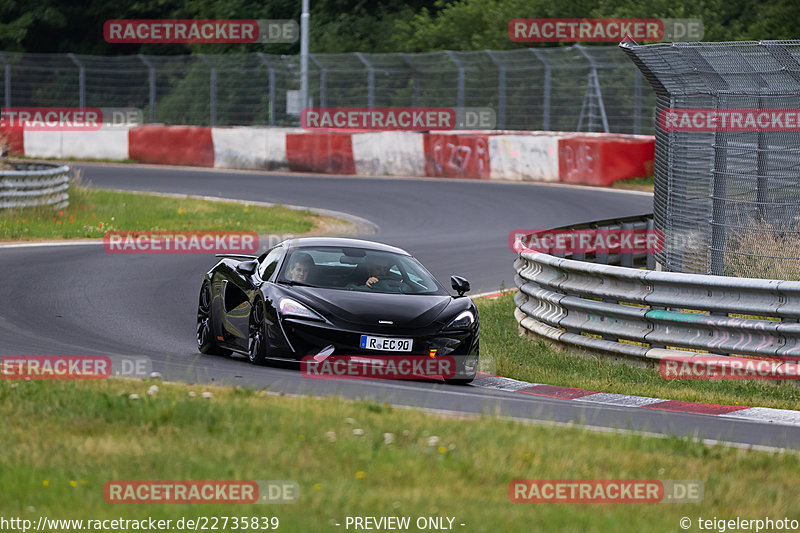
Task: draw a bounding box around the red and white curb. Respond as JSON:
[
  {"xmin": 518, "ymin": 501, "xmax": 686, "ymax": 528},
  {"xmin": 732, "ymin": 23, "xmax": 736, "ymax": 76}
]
[
  {"xmin": 471, "ymin": 290, "xmax": 800, "ymax": 426},
  {"xmin": 471, "ymin": 372, "xmax": 800, "ymax": 426}
]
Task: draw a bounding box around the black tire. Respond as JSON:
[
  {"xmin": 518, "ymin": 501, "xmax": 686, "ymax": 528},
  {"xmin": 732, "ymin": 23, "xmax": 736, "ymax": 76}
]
[
  {"xmin": 197, "ymin": 281, "xmax": 232, "ymax": 356},
  {"xmin": 444, "ymin": 377, "xmax": 475, "ymax": 385},
  {"xmin": 248, "ymin": 299, "xmax": 269, "ymax": 365},
  {"xmin": 444, "ymin": 344, "xmax": 478, "ymax": 385}
]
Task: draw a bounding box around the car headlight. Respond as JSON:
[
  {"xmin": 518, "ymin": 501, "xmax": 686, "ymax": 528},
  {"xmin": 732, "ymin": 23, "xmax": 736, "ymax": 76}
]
[
  {"xmin": 445, "ymin": 310, "xmax": 475, "ymax": 329},
  {"xmin": 279, "ymin": 298, "xmax": 324, "ymax": 321}
]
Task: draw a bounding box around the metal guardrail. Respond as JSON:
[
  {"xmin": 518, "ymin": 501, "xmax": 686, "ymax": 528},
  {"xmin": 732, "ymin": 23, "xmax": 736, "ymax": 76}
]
[
  {"xmin": 513, "ymin": 214, "xmax": 800, "ymax": 363},
  {"xmin": 0, "ymin": 162, "xmax": 70, "ymax": 210}
]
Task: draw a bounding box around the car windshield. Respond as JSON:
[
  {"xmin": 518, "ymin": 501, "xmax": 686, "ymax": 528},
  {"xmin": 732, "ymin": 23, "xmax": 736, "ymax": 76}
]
[{"xmin": 278, "ymin": 246, "xmax": 443, "ymax": 295}]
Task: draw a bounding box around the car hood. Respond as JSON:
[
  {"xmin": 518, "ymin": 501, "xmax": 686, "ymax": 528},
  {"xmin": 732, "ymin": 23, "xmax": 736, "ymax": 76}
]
[{"xmin": 291, "ymin": 287, "xmax": 452, "ymax": 329}]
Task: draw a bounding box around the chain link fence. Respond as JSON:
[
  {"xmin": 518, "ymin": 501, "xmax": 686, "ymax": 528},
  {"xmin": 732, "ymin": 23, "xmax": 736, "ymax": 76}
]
[
  {"xmin": 0, "ymin": 45, "xmax": 655, "ymax": 133},
  {"xmin": 622, "ymin": 40, "xmax": 800, "ymax": 280}
]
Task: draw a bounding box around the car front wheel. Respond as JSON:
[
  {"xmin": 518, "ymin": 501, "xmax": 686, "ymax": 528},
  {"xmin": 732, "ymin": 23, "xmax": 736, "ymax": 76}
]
[
  {"xmin": 444, "ymin": 346, "xmax": 478, "ymax": 385},
  {"xmin": 248, "ymin": 299, "xmax": 269, "ymax": 365}
]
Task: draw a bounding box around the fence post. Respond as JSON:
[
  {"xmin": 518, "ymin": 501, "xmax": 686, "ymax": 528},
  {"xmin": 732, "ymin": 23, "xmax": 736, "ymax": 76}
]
[
  {"xmin": 137, "ymin": 54, "xmax": 156, "ymax": 123},
  {"xmin": 400, "ymin": 53, "xmax": 419, "ymax": 108},
  {"xmin": 756, "ymin": 42, "xmax": 800, "ymax": 222},
  {"xmin": 355, "ymin": 52, "xmax": 375, "ymax": 108},
  {"xmin": 0, "ymin": 53, "xmax": 10, "ymax": 108},
  {"xmin": 634, "ymin": 69, "xmax": 642, "ymax": 134},
  {"xmin": 256, "ymin": 53, "xmax": 277, "ymax": 125},
  {"xmin": 710, "ymin": 96, "xmax": 729, "ymax": 276},
  {"xmin": 67, "ymin": 53, "xmax": 86, "ymax": 108},
  {"xmin": 575, "ymin": 44, "xmax": 610, "ymax": 133},
  {"xmin": 197, "ymin": 54, "xmax": 216, "ymax": 126},
  {"xmin": 300, "ymin": 0, "xmax": 310, "ymax": 110},
  {"xmin": 309, "ymin": 55, "xmax": 326, "ymax": 107},
  {"xmin": 485, "ymin": 50, "xmax": 505, "ymax": 130},
  {"xmin": 756, "ymin": 95, "xmax": 769, "ymax": 221},
  {"xmin": 529, "ymin": 49, "xmax": 551, "ymax": 131},
  {"xmin": 444, "ymin": 51, "xmax": 465, "ymax": 109}
]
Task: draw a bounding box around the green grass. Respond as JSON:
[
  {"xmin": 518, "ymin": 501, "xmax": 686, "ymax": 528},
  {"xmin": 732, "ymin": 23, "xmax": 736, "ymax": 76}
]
[
  {"xmin": 477, "ymin": 293, "xmax": 800, "ymax": 411},
  {"xmin": 1, "ymin": 377, "xmax": 799, "ymax": 532},
  {"xmin": 612, "ymin": 176, "xmax": 654, "ymax": 191},
  {"xmin": 0, "ymin": 181, "xmax": 331, "ymax": 240}
]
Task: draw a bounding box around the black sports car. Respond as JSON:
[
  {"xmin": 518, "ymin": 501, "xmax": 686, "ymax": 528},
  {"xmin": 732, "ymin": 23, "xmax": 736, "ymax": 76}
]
[{"xmin": 196, "ymin": 237, "xmax": 479, "ymax": 384}]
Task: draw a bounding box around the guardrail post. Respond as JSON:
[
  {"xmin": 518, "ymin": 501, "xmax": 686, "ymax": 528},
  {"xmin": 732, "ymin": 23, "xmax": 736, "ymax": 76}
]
[
  {"xmin": 646, "ymin": 218, "xmax": 656, "ymax": 271},
  {"xmin": 67, "ymin": 53, "xmax": 86, "ymax": 108},
  {"xmin": 197, "ymin": 54, "xmax": 216, "ymax": 126},
  {"xmin": 137, "ymin": 54, "xmax": 156, "ymax": 123},
  {"xmin": 594, "ymin": 222, "xmax": 610, "ymax": 265},
  {"xmin": 621, "ymin": 222, "xmax": 634, "ymax": 268},
  {"xmin": 595, "ymin": 220, "xmax": 620, "ymax": 344}
]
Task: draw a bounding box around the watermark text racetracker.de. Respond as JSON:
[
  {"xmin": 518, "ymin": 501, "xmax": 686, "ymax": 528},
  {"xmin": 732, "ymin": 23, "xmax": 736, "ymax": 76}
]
[
  {"xmin": 660, "ymin": 108, "xmax": 800, "ymax": 132},
  {"xmin": 300, "ymin": 107, "xmax": 496, "ymax": 131},
  {"xmin": 509, "ymin": 18, "xmax": 703, "ymax": 42},
  {"xmin": 104, "ymin": 19, "xmax": 298, "ymax": 43},
  {"xmin": 0, "ymin": 107, "xmax": 143, "ymax": 130},
  {"xmin": 103, "ymin": 231, "xmax": 258, "ymax": 255},
  {"xmin": 0, "ymin": 355, "xmax": 151, "ymax": 379},
  {"xmin": 301, "ymin": 354, "xmax": 460, "ymax": 380},
  {"xmin": 104, "ymin": 480, "xmax": 298, "ymax": 504},
  {"xmin": 509, "ymin": 228, "xmax": 664, "ymax": 255},
  {"xmin": 509, "ymin": 479, "xmax": 703, "ymax": 503},
  {"xmin": 661, "ymin": 356, "xmax": 800, "ymax": 379}
]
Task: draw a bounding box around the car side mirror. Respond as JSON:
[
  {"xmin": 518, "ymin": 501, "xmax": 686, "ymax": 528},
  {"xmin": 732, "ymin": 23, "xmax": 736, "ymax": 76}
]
[
  {"xmin": 236, "ymin": 260, "xmax": 258, "ymax": 276},
  {"xmin": 451, "ymin": 276, "xmax": 470, "ymax": 297}
]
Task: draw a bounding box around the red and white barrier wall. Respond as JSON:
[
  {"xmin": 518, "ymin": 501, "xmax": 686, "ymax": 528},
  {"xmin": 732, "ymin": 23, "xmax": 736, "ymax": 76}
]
[{"xmin": 6, "ymin": 126, "xmax": 654, "ymax": 186}]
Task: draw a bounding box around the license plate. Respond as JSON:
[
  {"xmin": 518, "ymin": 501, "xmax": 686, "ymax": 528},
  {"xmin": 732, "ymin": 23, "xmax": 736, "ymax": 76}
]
[{"xmin": 359, "ymin": 335, "xmax": 412, "ymax": 352}]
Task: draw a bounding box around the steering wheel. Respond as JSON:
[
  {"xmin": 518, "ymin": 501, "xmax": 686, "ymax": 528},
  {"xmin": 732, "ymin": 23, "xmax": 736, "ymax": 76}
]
[{"xmin": 367, "ymin": 278, "xmax": 403, "ymax": 291}]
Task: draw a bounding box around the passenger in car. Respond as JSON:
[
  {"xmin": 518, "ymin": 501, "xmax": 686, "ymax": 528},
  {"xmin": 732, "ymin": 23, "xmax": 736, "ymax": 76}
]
[{"xmin": 286, "ymin": 253, "xmax": 315, "ymax": 283}]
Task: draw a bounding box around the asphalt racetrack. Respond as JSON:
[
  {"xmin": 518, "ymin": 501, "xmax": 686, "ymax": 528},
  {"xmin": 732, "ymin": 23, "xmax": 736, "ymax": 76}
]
[{"xmin": 3, "ymin": 163, "xmax": 799, "ymax": 450}]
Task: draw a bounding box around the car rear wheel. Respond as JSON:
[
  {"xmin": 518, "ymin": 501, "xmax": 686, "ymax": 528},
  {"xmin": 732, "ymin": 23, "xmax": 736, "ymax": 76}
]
[
  {"xmin": 248, "ymin": 300, "xmax": 269, "ymax": 365},
  {"xmin": 197, "ymin": 282, "xmax": 232, "ymax": 356}
]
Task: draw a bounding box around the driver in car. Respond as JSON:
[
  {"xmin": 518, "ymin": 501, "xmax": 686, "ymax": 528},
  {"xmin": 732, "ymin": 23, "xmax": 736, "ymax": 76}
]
[
  {"xmin": 348, "ymin": 257, "xmax": 395, "ymax": 289},
  {"xmin": 364, "ymin": 257, "xmax": 393, "ymax": 288}
]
